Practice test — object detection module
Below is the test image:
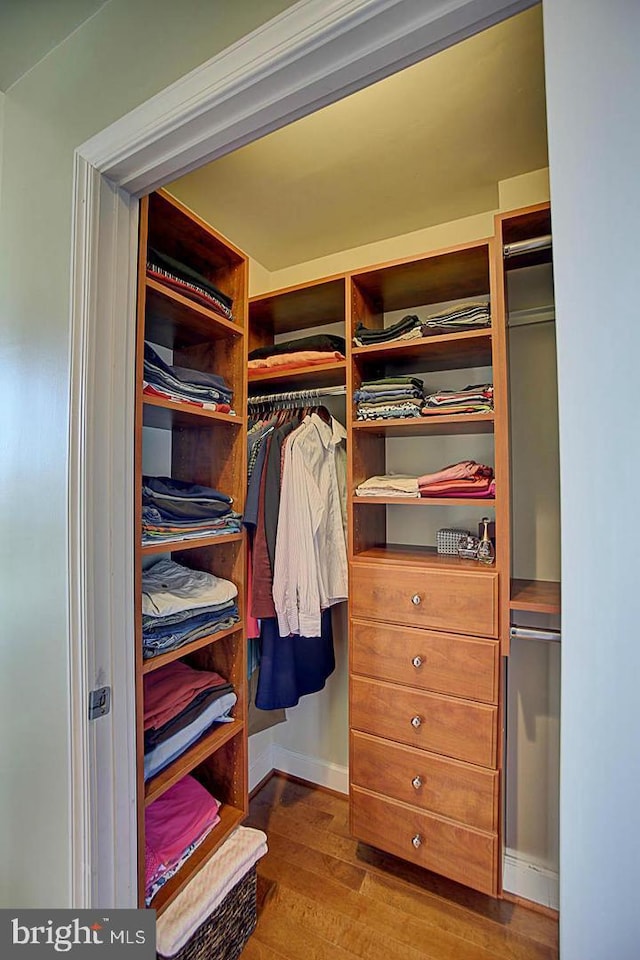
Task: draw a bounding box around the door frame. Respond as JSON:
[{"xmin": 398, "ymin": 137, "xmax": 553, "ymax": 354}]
[{"xmin": 68, "ymin": 0, "xmax": 537, "ymax": 905}]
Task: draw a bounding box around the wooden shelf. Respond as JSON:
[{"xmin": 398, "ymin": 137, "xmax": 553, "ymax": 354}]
[
  {"xmin": 151, "ymin": 804, "xmax": 246, "ymax": 916},
  {"xmin": 143, "ymin": 396, "xmax": 243, "ymax": 430},
  {"xmin": 248, "ymin": 359, "xmax": 347, "ymax": 390},
  {"xmin": 352, "ymin": 413, "xmax": 494, "ymax": 437},
  {"xmin": 351, "ymin": 242, "xmax": 490, "ymax": 312},
  {"xmin": 145, "ymin": 278, "xmax": 243, "ymax": 349},
  {"xmin": 141, "ymin": 532, "xmax": 243, "ymax": 556},
  {"xmin": 249, "ymin": 275, "xmax": 346, "ymax": 335},
  {"xmin": 353, "ymin": 543, "xmax": 496, "ymax": 572},
  {"xmin": 145, "ymin": 721, "xmax": 244, "ymax": 806},
  {"xmin": 142, "ymin": 623, "xmax": 243, "ymax": 675},
  {"xmin": 352, "ymin": 329, "xmax": 492, "ymax": 371},
  {"xmin": 510, "ymin": 579, "xmax": 560, "ymax": 615},
  {"xmin": 352, "ymin": 495, "xmax": 496, "ymax": 507}
]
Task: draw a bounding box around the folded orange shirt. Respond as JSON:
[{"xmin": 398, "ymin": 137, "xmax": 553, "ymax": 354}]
[{"xmin": 248, "ymin": 350, "xmax": 344, "ymax": 370}]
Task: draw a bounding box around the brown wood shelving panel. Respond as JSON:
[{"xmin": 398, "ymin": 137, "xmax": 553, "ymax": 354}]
[{"xmin": 136, "ymin": 188, "xmax": 249, "ymax": 915}]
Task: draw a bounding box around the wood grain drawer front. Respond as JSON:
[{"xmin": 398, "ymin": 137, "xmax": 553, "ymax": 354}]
[
  {"xmin": 350, "ymin": 731, "xmax": 498, "ymax": 832},
  {"xmin": 350, "ymin": 563, "xmax": 498, "ymax": 638},
  {"xmin": 351, "ymin": 785, "xmax": 497, "ymax": 896},
  {"xmin": 351, "ymin": 618, "xmax": 498, "ymax": 703},
  {"xmin": 350, "ymin": 676, "xmax": 497, "ymax": 767}
]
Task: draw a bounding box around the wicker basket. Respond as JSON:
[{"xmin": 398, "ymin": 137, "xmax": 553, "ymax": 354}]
[{"xmin": 157, "ymin": 865, "xmax": 257, "ymax": 960}]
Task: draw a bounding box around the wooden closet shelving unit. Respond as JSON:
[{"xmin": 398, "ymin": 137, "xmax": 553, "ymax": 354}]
[
  {"xmin": 248, "ymin": 275, "xmax": 348, "ymax": 387},
  {"xmin": 135, "ymin": 189, "xmax": 249, "ymax": 915},
  {"xmin": 493, "ymin": 202, "xmax": 561, "ymax": 627},
  {"xmin": 346, "ymin": 238, "xmax": 505, "ymax": 897}
]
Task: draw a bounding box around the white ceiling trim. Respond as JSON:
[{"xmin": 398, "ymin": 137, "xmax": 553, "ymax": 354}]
[
  {"xmin": 70, "ymin": 0, "xmax": 537, "ymax": 906},
  {"xmin": 82, "ymin": 0, "xmax": 535, "ymax": 195}
]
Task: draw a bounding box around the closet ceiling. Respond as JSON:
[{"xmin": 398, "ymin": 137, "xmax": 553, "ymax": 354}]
[
  {"xmin": 168, "ymin": 5, "xmax": 547, "ymax": 272},
  {"xmin": 0, "ymin": 0, "xmax": 108, "ymax": 92}
]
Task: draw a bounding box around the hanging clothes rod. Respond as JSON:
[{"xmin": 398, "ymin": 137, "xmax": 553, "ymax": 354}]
[
  {"xmin": 248, "ymin": 385, "xmax": 347, "ymax": 406},
  {"xmin": 510, "ymin": 625, "xmax": 561, "ymax": 643},
  {"xmin": 503, "ymin": 234, "xmax": 552, "ymax": 259}
]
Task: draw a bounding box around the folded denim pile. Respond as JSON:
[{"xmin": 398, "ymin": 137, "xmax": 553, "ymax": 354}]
[
  {"xmin": 144, "ymin": 342, "xmax": 234, "ymax": 413},
  {"xmin": 145, "ymin": 775, "xmax": 221, "ymax": 905},
  {"xmin": 142, "ymin": 559, "xmax": 239, "ymax": 659},
  {"xmin": 352, "ymin": 302, "xmax": 491, "ymax": 346},
  {"xmin": 143, "ymin": 660, "xmax": 236, "ymax": 781},
  {"xmin": 353, "ymin": 314, "xmax": 422, "ymax": 347},
  {"xmin": 422, "ymin": 383, "xmax": 494, "ymax": 416},
  {"xmin": 354, "ymin": 376, "xmax": 425, "ymax": 420},
  {"xmin": 147, "ymin": 247, "xmax": 233, "ymax": 321},
  {"xmin": 355, "ymin": 460, "xmax": 495, "ymax": 499},
  {"xmin": 142, "ymin": 475, "xmax": 242, "ymax": 545},
  {"xmin": 421, "ymin": 301, "xmax": 491, "ymax": 333},
  {"xmin": 248, "ymin": 333, "xmax": 346, "ymax": 372}
]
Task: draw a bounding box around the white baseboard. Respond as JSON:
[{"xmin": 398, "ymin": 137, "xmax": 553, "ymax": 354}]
[
  {"xmin": 272, "ymin": 745, "xmax": 349, "ymax": 795},
  {"xmin": 248, "ymin": 738, "xmax": 275, "ymax": 794},
  {"xmin": 503, "ymin": 848, "xmax": 559, "ymax": 910}
]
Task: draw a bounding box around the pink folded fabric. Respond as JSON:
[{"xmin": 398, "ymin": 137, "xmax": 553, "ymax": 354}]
[
  {"xmin": 248, "ymin": 350, "xmax": 344, "ymax": 370},
  {"xmin": 419, "ymin": 478, "xmax": 496, "ymax": 498},
  {"xmin": 144, "ymin": 661, "xmax": 228, "ymax": 731},
  {"xmin": 145, "ymin": 776, "xmax": 221, "ymax": 890},
  {"xmin": 417, "ymin": 460, "xmax": 493, "ymax": 486}
]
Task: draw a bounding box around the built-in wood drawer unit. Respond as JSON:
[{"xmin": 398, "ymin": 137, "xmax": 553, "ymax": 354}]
[
  {"xmin": 350, "ymin": 676, "xmax": 497, "ymax": 767},
  {"xmin": 351, "ymin": 785, "xmax": 498, "ymax": 896},
  {"xmin": 351, "ymin": 618, "xmax": 498, "ymax": 703},
  {"xmin": 350, "ymin": 731, "xmax": 498, "ymax": 832},
  {"xmin": 350, "ymin": 562, "xmax": 498, "ymax": 638}
]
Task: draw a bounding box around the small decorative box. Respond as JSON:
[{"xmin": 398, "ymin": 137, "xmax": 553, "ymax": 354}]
[{"xmin": 436, "ymin": 528, "xmax": 471, "ymax": 555}]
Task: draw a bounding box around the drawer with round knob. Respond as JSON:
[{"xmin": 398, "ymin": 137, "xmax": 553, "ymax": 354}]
[
  {"xmin": 350, "ymin": 618, "xmax": 498, "ymax": 703},
  {"xmin": 350, "ymin": 785, "xmax": 497, "ymax": 896},
  {"xmin": 350, "ymin": 562, "xmax": 498, "ymax": 638},
  {"xmin": 350, "ymin": 676, "xmax": 497, "ymax": 767},
  {"xmin": 350, "ymin": 730, "xmax": 498, "ymax": 831}
]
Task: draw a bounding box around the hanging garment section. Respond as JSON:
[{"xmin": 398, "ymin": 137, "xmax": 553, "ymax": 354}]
[{"xmin": 244, "ymin": 388, "xmax": 348, "ymax": 710}]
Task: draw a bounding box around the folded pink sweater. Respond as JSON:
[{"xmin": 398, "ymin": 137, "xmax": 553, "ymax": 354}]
[{"xmin": 144, "ymin": 661, "xmax": 227, "ymax": 731}]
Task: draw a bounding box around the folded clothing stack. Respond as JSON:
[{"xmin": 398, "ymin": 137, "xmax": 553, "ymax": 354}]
[
  {"xmin": 145, "ymin": 775, "xmax": 221, "ymax": 905},
  {"xmin": 147, "ymin": 248, "xmax": 233, "ymax": 321},
  {"xmin": 144, "ymin": 342, "xmax": 234, "ymax": 413},
  {"xmin": 421, "ymin": 301, "xmax": 490, "ymax": 333},
  {"xmin": 156, "ymin": 826, "xmax": 268, "ymax": 960},
  {"xmin": 422, "ymin": 383, "xmax": 494, "ymax": 416},
  {"xmin": 354, "ymin": 376, "xmax": 425, "ymax": 420},
  {"xmin": 418, "ymin": 459, "xmax": 495, "ymax": 498},
  {"xmin": 144, "ymin": 661, "xmax": 236, "ymax": 781},
  {"xmin": 355, "ymin": 474, "xmax": 421, "ymax": 498},
  {"xmin": 142, "ymin": 476, "xmax": 242, "ymax": 545},
  {"xmin": 142, "ymin": 559, "xmax": 239, "ymax": 659},
  {"xmin": 355, "ymin": 460, "xmax": 495, "ymax": 499},
  {"xmin": 248, "ymin": 334, "xmax": 345, "ymax": 372},
  {"xmin": 353, "ymin": 314, "xmax": 422, "ymax": 347}
]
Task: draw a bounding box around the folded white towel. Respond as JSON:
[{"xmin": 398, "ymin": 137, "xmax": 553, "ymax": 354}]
[{"xmin": 156, "ymin": 826, "xmax": 268, "ymax": 957}]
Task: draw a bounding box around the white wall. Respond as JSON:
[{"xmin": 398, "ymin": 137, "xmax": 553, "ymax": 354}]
[
  {"xmin": 0, "ymin": 0, "xmax": 298, "ymax": 909},
  {"xmin": 543, "ymin": 0, "xmax": 640, "ymax": 956}
]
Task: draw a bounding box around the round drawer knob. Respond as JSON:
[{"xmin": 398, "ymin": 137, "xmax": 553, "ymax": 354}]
[
  {"xmin": 411, "ymin": 834, "xmax": 423, "ymax": 849},
  {"xmin": 411, "ymin": 594, "xmax": 422, "ymax": 606},
  {"xmin": 411, "ymin": 715, "xmax": 422, "ymax": 729},
  {"xmin": 412, "ymin": 776, "xmax": 423, "ymax": 790},
  {"xmin": 412, "ymin": 655, "xmax": 423, "ymax": 669}
]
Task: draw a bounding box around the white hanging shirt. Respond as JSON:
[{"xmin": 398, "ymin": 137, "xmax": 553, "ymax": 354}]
[{"xmin": 273, "ymin": 413, "xmax": 348, "ymax": 637}]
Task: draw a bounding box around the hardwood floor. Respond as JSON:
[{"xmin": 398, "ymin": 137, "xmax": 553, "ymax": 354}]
[{"xmin": 240, "ymin": 774, "xmax": 558, "ymax": 960}]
